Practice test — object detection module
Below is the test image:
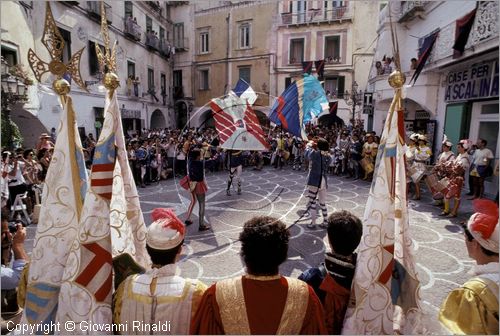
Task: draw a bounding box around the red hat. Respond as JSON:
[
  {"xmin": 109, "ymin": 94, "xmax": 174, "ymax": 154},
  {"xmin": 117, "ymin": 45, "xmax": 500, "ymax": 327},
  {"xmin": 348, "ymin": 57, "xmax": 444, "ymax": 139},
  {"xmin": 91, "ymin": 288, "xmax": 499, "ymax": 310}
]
[
  {"xmin": 147, "ymin": 208, "xmax": 185, "ymax": 250},
  {"xmin": 467, "ymin": 199, "xmax": 499, "ymax": 253}
]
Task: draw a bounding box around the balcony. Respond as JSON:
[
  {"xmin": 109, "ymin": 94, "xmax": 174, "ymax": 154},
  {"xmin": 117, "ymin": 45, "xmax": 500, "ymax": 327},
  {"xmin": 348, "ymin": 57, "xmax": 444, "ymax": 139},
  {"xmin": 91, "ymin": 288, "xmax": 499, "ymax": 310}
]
[
  {"xmin": 147, "ymin": 1, "xmax": 162, "ymax": 13},
  {"xmin": 280, "ymin": 7, "xmax": 350, "ymax": 26},
  {"xmin": 86, "ymin": 1, "xmax": 112, "ymax": 24},
  {"xmin": 173, "ymin": 86, "xmax": 184, "ymax": 100},
  {"xmin": 62, "ymin": 1, "xmax": 79, "ymax": 6},
  {"xmin": 145, "ymin": 32, "xmax": 160, "ymax": 51},
  {"xmin": 398, "ymin": 1, "xmax": 427, "ymax": 23},
  {"xmin": 159, "ymin": 38, "xmax": 171, "ymax": 58},
  {"xmin": 174, "ymin": 37, "xmax": 189, "ymax": 51},
  {"xmin": 124, "ymin": 18, "xmax": 141, "ymax": 41}
]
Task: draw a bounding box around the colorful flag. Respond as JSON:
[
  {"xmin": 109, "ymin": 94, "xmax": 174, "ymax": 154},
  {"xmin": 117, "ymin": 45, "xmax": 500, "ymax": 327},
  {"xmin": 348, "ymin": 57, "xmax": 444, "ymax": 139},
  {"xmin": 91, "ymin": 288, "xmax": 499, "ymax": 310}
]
[
  {"xmin": 56, "ymin": 89, "xmax": 151, "ymax": 330},
  {"xmin": 232, "ymin": 78, "xmax": 257, "ymax": 105},
  {"xmin": 410, "ymin": 30, "xmax": 439, "ymax": 85},
  {"xmin": 329, "ymin": 101, "xmax": 338, "ymax": 115},
  {"xmin": 452, "ymin": 7, "xmax": 477, "ymax": 58},
  {"xmin": 302, "ymin": 61, "xmax": 313, "ymax": 74},
  {"xmin": 269, "ymin": 73, "xmax": 328, "ymax": 139},
  {"xmin": 342, "ymin": 89, "xmax": 422, "ymax": 334},
  {"xmin": 211, "ymin": 81, "xmax": 269, "ymax": 151},
  {"xmin": 21, "ymin": 95, "xmax": 88, "ymax": 329}
]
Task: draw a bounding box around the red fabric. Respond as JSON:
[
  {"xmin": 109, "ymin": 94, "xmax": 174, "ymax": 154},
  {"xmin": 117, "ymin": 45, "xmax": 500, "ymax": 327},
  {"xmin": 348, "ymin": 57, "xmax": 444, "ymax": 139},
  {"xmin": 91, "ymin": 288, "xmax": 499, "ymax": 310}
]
[
  {"xmin": 191, "ymin": 276, "xmax": 327, "ymax": 335},
  {"xmin": 319, "ymin": 274, "xmax": 351, "ymax": 335},
  {"xmin": 192, "ymin": 180, "xmax": 208, "ymax": 195}
]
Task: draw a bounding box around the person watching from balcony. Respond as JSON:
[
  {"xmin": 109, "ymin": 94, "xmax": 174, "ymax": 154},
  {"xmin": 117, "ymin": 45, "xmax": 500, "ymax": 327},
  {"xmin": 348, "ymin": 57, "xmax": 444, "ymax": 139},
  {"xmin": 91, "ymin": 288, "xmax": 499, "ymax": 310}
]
[{"xmin": 410, "ymin": 57, "xmax": 418, "ymax": 71}]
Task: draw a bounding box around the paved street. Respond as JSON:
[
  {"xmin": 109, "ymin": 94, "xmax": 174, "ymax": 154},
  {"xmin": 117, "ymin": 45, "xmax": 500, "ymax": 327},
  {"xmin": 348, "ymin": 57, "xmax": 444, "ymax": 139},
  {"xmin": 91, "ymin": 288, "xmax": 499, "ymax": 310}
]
[{"xmin": 24, "ymin": 165, "xmax": 475, "ymax": 333}]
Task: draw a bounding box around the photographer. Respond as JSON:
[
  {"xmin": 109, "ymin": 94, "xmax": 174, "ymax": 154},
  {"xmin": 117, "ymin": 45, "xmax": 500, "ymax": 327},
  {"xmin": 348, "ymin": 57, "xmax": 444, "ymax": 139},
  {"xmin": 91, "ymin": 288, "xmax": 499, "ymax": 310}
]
[
  {"xmin": 1, "ymin": 213, "xmax": 28, "ymax": 290},
  {"xmin": 7, "ymin": 149, "xmax": 28, "ymax": 209}
]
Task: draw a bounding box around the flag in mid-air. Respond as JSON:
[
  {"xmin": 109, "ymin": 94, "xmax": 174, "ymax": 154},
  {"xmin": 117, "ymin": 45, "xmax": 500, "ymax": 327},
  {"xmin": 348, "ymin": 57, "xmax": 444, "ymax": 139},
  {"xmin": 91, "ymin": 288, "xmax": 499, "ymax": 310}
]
[
  {"xmin": 211, "ymin": 79, "xmax": 269, "ymax": 151},
  {"xmin": 342, "ymin": 89, "xmax": 422, "ymax": 334},
  {"xmin": 269, "ymin": 73, "xmax": 328, "ymax": 139}
]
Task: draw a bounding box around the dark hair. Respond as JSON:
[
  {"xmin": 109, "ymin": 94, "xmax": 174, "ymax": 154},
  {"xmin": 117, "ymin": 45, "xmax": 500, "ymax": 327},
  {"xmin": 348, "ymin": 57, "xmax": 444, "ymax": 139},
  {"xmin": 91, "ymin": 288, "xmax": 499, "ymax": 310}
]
[
  {"xmin": 480, "ymin": 138, "xmax": 487, "ymax": 146},
  {"xmin": 23, "ymin": 149, "xmax": 34, "ymax": 159},
  {"xmin": 37, "ymin": 148, "xmax": 48, "ymax": 161},
  {"xmin": 146, "ymin": 240, "xmax": 184, "ymax": 266},
  {"xmin": 189, "ymin": 148, "xmax": 201, "ymax": 160},
  {"xmin": 317, "ymin": 138, "xmax": 329, "ymax": 151},
  {"xmin": 239, "ymin": 216, "xmax": 289, "ymax": 275},
  {"xmin": 411, "ymin": 58, "xmax": 417, "ymax": 62},
  {"xmin": 327, "ymin": 211, "xmax": 363, "ymax": 256}
]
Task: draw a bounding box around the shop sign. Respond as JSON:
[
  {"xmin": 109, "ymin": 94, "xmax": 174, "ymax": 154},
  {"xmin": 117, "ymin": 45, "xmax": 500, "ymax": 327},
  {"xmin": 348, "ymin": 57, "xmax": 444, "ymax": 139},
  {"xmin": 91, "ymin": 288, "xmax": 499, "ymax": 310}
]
[
  {"xmin": 445, "ymin": 60, "xmax": 499, "ymax": 102},
  {"xmin": 120, "ymin": 108, "xmax": 141, "ymax": 119}
]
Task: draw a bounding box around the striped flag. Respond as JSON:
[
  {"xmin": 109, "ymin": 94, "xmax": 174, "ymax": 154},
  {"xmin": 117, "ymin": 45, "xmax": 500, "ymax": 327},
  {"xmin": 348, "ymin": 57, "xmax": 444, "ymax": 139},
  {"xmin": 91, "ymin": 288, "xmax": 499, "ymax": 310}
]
[
  {"xmin": 342, "ymin": 89, "xmax": 423, "ymax": 334},
  {"xmin": 20, "ymin": 95, "xmax": 88, "ymax": 330},
  {"xmin": 211, "ymin": 80, "xmax": 269, "ymax": 151},
  {"xmin": 56, "ymin": 89, "xmax": 151, "ymax": 331}
]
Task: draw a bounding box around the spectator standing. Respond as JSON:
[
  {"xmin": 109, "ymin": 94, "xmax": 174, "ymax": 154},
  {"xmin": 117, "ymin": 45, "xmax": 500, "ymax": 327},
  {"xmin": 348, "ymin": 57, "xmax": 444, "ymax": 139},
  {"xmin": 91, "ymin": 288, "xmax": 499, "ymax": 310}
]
[
  {"xmin": 468, "ymin": 138, "xmax": 494, "ymax": 199},
  {"xmin": 191, "ymin": 216, "xmax": 327, "ymax": 334}
]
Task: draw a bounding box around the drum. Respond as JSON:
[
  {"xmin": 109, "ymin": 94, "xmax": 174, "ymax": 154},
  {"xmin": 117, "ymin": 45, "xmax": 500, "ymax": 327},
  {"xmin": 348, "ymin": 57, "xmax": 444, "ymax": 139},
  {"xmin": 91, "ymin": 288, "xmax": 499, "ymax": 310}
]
[
  {"xmin": 425, "ymin": 173, "xmax": 450, "ymax": 199},
  {"xmin": 409, "ymin": 164, "xmax": 425, "ymax": 183}
]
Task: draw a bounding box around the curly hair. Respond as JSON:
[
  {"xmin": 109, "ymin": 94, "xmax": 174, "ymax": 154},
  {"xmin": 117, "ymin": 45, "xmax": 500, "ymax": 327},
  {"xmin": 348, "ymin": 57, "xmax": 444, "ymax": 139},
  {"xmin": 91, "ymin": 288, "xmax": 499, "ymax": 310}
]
[
  {"xmin": 326, "ymin": 211, "xmax": 362, "ymax": 256},
  {"xmin": 239, "ymin": 216, "xmax": 289, "ymax": 276}
]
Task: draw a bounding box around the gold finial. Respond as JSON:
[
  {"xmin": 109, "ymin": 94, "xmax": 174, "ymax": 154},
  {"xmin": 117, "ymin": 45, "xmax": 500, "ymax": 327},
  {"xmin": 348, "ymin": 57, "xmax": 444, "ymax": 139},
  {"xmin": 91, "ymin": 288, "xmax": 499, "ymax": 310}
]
[
  {"xmin": 388, "ymin": 70, "xmax": 406, "ymax": 89},
  {"xmin": 27, "ymin": 2, "xmax": 88, "ymax": 94},
  {"xmin": 96, "ymin": 1, "xmax": 119, "ymax": 92}
]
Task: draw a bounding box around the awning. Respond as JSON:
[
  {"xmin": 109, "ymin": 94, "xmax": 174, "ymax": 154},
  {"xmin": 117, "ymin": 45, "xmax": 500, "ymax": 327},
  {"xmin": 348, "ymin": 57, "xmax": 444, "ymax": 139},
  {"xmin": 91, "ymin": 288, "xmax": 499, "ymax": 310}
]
[{"xmin": 11, "ymin": 104, "xmax": 48, "ymax": 149}]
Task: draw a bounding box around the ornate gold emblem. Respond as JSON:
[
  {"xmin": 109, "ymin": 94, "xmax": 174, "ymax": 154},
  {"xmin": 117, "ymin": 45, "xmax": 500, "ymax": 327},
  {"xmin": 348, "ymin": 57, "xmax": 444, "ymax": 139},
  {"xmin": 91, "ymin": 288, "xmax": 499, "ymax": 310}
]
[
  {"xmin": 96, "ymin": 2, "xmax": 119, "ymax": 92},
  {"xmin": 26, "ymin": 2, "xmax": 88, "ymax": 94}
]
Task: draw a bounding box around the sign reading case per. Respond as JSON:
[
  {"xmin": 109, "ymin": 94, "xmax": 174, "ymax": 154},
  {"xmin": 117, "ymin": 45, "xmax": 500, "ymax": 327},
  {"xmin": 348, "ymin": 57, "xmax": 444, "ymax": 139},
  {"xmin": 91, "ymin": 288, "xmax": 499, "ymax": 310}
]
[{"xmin": 445, "ymin": 60, "xmax": 499, "ymax": 102}]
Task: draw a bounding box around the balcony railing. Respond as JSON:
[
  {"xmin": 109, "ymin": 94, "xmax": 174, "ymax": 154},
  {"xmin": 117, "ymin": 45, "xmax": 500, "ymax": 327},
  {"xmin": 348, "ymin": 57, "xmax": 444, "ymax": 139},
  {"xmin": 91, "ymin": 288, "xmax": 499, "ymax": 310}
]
[
  {"xmin": 174, "ymin": 37, "xmax": 189, "ymax": 51},
  {"xmin": 87, "ymin": 1, "xmax": 112, "ymax": 24},
  {"xmin": 124, "ymin": 18, "xmax": 141, "ymax": 41},
  {"xmin": 159, "ymin": 38, "xmax": 171, "ymax": 57},
  {"xmin": 62, "ymin": 1, "xmax": 80, "ymax": 6},
  {"xmin": 398, "ymin": 1, "xmax": 426, "ymax": 23},
  {"xmin": 280, "ymin": 7, "xmax": 350, "ymax": 25},
  {"xmin": 147, "ymin": 1, "xmax": 162, "ymax": 12},
  {"xmin": 145, "ymin": 33, "xmax": 160, "ymax": 51}
]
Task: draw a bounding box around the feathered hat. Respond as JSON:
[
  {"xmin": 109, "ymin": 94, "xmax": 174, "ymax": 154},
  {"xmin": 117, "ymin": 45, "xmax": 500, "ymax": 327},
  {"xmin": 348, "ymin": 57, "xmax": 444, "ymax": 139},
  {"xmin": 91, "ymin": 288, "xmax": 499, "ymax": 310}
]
[
  {"xmin": 147, "ymin": 208, "xmax": 186, "ymax": 250},
  {"xmin": 467, "ymin": 199, "xmax": 499, "ymax": 253}
]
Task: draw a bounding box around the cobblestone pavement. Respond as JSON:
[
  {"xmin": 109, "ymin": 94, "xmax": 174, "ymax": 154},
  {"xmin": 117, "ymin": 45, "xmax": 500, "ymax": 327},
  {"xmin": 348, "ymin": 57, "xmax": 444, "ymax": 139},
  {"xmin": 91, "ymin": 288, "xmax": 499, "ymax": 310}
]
[{"xmin": 24, "ymin": 165, "xmax": 476, "ymax": 333}]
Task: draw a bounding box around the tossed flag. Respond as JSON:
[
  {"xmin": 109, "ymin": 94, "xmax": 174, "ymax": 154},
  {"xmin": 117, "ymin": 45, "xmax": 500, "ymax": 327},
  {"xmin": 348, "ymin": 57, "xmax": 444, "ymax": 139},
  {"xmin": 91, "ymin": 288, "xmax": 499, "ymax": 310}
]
[
  {"xmin": 329, "ymin": 101, "xmax": 338, "ymax": 115},
  {"xmin": 452, "ymin": 6, "xmax": 477, "ymax": 58},
  {"xmin": 21, "ymin": 95, "xmax": 88, "ymax": 329},
  {"xmin": 409, "ymin": 30, "xmax": 439, "ymax": 85},
  {"xmin": 269, "ymin": 73, "xmax": 328, "ymax": 139},
  {"xmin": 211, "ymin": 79, "xmax": 269, "ymax": 151},
  {"xmin": 342, "ymin": 87, "xmax": 422, "ymax": 334}
]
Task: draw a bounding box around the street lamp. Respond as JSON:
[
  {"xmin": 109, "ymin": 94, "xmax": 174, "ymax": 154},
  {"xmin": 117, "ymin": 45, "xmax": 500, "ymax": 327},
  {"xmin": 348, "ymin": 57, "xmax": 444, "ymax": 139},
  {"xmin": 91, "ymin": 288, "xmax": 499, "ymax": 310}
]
[
  {"xmin": 1, "ymin": 57, "xmax": 30, "ymax": 149},
  {"xmin": 343, "ymin": 80, "xmax": 363, "ymax": 127}
]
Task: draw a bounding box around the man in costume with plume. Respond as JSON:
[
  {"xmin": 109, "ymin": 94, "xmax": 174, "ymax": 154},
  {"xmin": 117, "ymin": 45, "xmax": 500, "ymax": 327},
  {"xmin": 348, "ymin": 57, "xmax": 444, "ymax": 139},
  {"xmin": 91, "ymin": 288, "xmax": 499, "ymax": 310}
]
[
  {"xmin": 114, "ymin": 208, "xmax": 207, "ymax": 334},
  {"xmin": 439, "ymin": 199, "xmax": 498, "ymax": 334}
]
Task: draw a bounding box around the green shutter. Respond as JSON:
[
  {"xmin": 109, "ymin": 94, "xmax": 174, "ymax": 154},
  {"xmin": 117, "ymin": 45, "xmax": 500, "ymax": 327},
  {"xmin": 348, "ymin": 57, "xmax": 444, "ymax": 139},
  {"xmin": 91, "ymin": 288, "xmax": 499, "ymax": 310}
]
[
  {"xmin": 338, "ymin": 76, "xmax": 345, "ymax": 98},
  {"xmin": 444, "ymin": 103, "xmax": 470, "ymax": 154}
]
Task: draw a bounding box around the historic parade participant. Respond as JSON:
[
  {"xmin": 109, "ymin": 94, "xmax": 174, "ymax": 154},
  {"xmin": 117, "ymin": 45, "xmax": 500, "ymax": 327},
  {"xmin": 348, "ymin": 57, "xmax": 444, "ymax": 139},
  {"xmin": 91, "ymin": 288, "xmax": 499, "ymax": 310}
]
[
  {"xmin": 184, "ymin": 148, "xmax": 210, "ymax": 231},
  {"xmin": 360, "ymin": 132, "xmax": 378, "ymax": 180},
  {"xmin": 226, "ymin": 149, "xmax": 243, "ymax": 196},
  {"xmin": 411, "ymin": 134, "xmax": 432, "ymax": 200}
]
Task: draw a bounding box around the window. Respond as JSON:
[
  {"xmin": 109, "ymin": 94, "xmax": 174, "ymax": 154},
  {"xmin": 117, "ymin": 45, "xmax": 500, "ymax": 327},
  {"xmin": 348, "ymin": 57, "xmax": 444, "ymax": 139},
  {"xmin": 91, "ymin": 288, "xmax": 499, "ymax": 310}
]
[
  {"xmin": 173, "ymin": 70, "xmax": 182, "ymax": 87},
  {"xmin": 200, "ymin": 31, "xmax": 209, "ymax": 54},
  {"xmin": 174, "ymin": 23, "xmax": 185, "ymax": 48},
  {"xmin": 160, "ymin": 73, "xmax": 166, "ymax": 104},
  {"xmin": 289, "ymin": 38, "xmax": 304, "ymax": 64},
  {"xmin": 159, "ymin": 27, "xmax": 165, "ymax": 40},
  {"xmin": 285, "ymin": 77, "xmax": 293, "ymax": 89},
  {"xmin": 239, "ymin": 67, "xmax": 251, "ymax": 84},
  {"xmin": 148, "ymin": 68, "xmax": 154, "ymax": 92},
  {"xmin": 57, "ymin": 27, "xmax": 72, "ymax": 64},
  {"xmin": 124, "ymin": 1, "xmax": 133, "ymax": 19},
  {"xmin": 199, "ymin": 69, "xmax": 209, "ymax": 90},
  {"xmin": 1, "ymin": 47, "xmax": 18, "ymax": 67},
  {"xmin": 146, "ymin": 15, "xmax": 152, "ymax": 32},
  {"xmin": 331, "ymin": 1, "xmax": 345, "ymax": 7},
  {"xmin": 127, "ymin": 61, "xmax": 135, "ymax": 78},
  {"xmin": 324, "ymin": 36, "xmax": 340, "ymax": 60},
  {"xmin": 88, "ymin": 41, "xmax": 104, "ymax": 76},
  {"xmin": 324, "ymin": 76, "xmax": 345, "ymax": 98},
  {"xmin": 239, "ymin": 22, "xmax": 251, "ymax": 49}
]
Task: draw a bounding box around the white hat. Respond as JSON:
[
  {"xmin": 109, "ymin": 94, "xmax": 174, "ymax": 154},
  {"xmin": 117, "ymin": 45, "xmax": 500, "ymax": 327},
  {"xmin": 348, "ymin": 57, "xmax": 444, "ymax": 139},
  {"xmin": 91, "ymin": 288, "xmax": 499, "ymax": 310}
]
[
  {"xmin": 409, "ymin": 133, "xmax": 419, "ymax": 141},
  {"xmin": 418, "ymin": 134, "xmax": 427, "ymax": 142},
  {"xmin": 466, "ymin": 200, "xmax": 499, "ymax": 253},
  {"xmin": 147, "ymin": 208, "xmax": 185, "ymax": 250},
  {"xmin": 442, "ymin": 134, "xmax": 452, "ymax": 147},
  {"xmin": 459, "ymin": 139, "xmax": 471, "ymax": 150}
]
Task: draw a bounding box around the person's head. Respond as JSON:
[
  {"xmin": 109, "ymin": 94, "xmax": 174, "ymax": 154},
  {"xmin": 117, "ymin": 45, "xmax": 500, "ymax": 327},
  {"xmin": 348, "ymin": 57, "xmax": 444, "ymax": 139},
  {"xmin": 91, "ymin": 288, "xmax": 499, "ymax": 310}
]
[
  {"xmin": 458, "ymin": 139, "xmax": 470, "ymax": 154},
  {"xmin": 39, "ymin": 133, "xmax": 51, "ymax": 142},
  {"xmin": 23, "ymin": 149, "xmax": 34, "ymax": 160},
  {"xmin": 418, "ymin": 134, "xmax": 427, "ymax": 145},
  {"xmin": 146, "ymin": 208, "xmax": 185, "ymax": 266},
  {"xmin": 239, "ymin": 216, "xmax": 289, "ymax": 276},
  {"xmin": 476, "ymin": 138, "xmax": 487, "ymax": 149},
  {"xmin": 366, "ymin": 133, "xmax": 374, "ymax": 143},
  {"xmin": 409, "ymin": 133, "xmax": 418, "ymax": 144},
  {"xmin": 317, "ymin": 138, "xmax": 329, "ymax": 151},
  {"xmin": 326, "ymin": 211, "xmax": 362, "ymax": 256},
  {"xmin": 375, "ymin": 61, "xmax": 382, "ymax": 68},
  {"xmin": 2, "ymin": 151, "xmax": 11, "ymax": 162},
  {"xmin": 463, "ymin": 200, "xmax": 499, "ymax": 263},
  {"xmin": 442, "ymin": 141, "xmax": 452, "ymax": 152},
  {"xmin": 410, "ymin": 58, "xmax": 417, "ymax": 69},
  {"xmin": 189, "ymin": 148, "xmax": 201, "ymax": 161}
]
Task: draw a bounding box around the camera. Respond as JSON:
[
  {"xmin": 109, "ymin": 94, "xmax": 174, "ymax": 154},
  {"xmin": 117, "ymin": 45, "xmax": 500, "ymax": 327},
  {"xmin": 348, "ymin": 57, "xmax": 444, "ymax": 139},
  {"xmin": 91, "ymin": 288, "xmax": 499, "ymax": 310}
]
[{"xmin": 7, "ymin": 220, "xmax": 24, "ymax": 233}]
